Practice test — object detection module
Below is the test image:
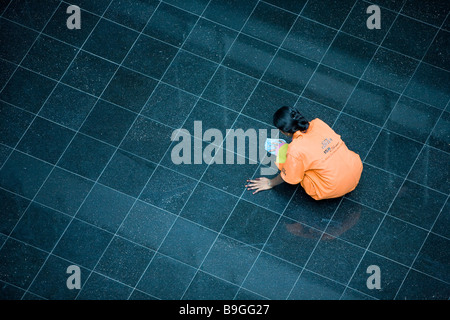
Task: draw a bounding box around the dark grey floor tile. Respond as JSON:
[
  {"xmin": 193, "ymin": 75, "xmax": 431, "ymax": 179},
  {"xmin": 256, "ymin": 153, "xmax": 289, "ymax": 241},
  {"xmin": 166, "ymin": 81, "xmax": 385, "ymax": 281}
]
[
  {"xmin": 282, "ymin": 17, "xmax": 337, "ymax": 63},
  {"xmin": 3, "ymin": 0, "xmax": 60, "ymax": 31},
  {"xmin": 284, "ymin": 187, "xmax": 342, "ymax": 232},
  {"xmin": 95, "ymin": 236, "xmax": 154, "ymax": 287},
  {"xmin": 140, "ymin": 166, "xmax": 197, "ymax": 214},
  {"xmin": 22, "ymin": 35, "xmax": 78, "ymax": 80},
  {"xmin": 163, "ymin": 0, "xmax": 210, "ymax": 15},
  {"xmin": 388, "ymin": 180, "xmax": 447, "ymax": 230},
  {"xmin": 202, "ymin": 66, "xmax": 258, "ymax": 112},
  {"xmin": 123, "ymin": 34, "xmax": 178, "ymax": 80},
  {"xmin": 1, "ymin": 67, "xmax": 56, "ymax": 114},
  {"xmin": 242, "ymin": 251, "xmax": 302, "ymax": 300},
  {"xmin": 407, "ymin": 146, "xmax": 450, "ymax": 194},
  {"xmin": 183, "ymin": 99, "xmax": 239, "ymax": 135},
  {"xmin": 332, "ymin": 113, "xmax": 380, "ymax": 160},
  {"xmin": 77, "ymin": 272, "xmax": 132, "ymax": 300},
  {"xmin": 221, "ymin": 199, "xmax": 280, "ymax": 249},
  {"xmin": 128, "ymin": 290, "xmax": 157, "ymax": 300},
  {"xmin": 362, "ymin": 48, "xmax": 418, "ymax": 93},
  {"xmin": 234, "ymin": 288, "xmax": 267, "ymax": 300},
  {"xmin": 0, "ymin": 144, "xmax": 11, "ymax": 168},
  {"xmin": 428, "ymin": 110, "xmax": 450, "ymax": 153},
  {"xmin": 413, "ymin": 233, "xmax": 450, "ymax": 283},
  {"xmin": 322, "ymin": 32, "xmax": 377, "ymax": 78},
  {"xmin": 102, "ymin": 67, "xmax": 157, "ymax": 113},
  {"xmin": 306, "ymin": 236, "xmax": 365, "ymax": 284},
  {"xmin": 262, "ymin": 49, "xmax": 318, "ymax": 94},
  {"xmin": 143, "ymin": 2, "xmax": 198, "ymax": 47},
  {"xmin": 0, "ymin": 59, "xmax": 15, "ymax": 90},
  {"xmin": 0, "ymin": 188, "xmax": 30, "ymax": 235},
  {"xmin": 288, "ymin": 270, "xmax": 345, "ymax": 300},
  {"xmin": 382, "ymin": 15, "xmax": 438, "ymax": 60},
  {"xmin": 432, "ymin": 200, "xmax": 449, "ymax": 239},
  {"xmin": 341, "ymin": 1, "xmax": 397, "ymax": 44},
  {"xmin": 77, "ymin": 183, "xmax": 135, "ymax": 233},
  {"xmin": 117, "ymin": 200, "xmax": 176, "ymax": 250},
  {"xmin": 326, "ymin": 199, "xmax": 384, "ymax": 249},
  {"xmin": 365, "ymin": 130, "xmax": 423, "ymax": 177},
  {"xmin": 301, "ymin": 0, "xmax": 356, "ymax": 29},
  {"xmin": 370, "ymin": 0, "xmax": 405, "ymax": 12},
  {"xmin": 0, "ymin": 238, "xmax": 47, "ymax": 289},
  {"xmin": 264, "ymin": 0, "xmax": 307, "ymax": 13},
  {"xmin": 84, "ymin": 18, "xmax": 139, "ymax": 64},
  {"xmin": 340, "ymin": 287, "xmax": 375, "ymax": 300},
  {"xmin": 104, "ymin": 0, "xmax": 159, "ymax": 31},
  {"xmin": 295, "ymin": 97, "xmax": 340, "ymax": 126},
  {"xmin": 43, "ymin": 5, "xmax": 100, "ymax": 47},
  {"xmin": 242, "ymin": 1, "xmax": 296, "ymax": 47},
  {"xmin": 183, "ymin": 270, "xmax": 239, "ymax": 300},
  {"xmin": 0, "ymin": 18, "xmax": 38, "ymax": 64},
  {"xmin": 35, "ymin": 167, "xmax": 93, "ymax": 216},
  {"xmin": 396, "ymin": 270, "xmax": 450, "ymax": 300},
  {"xmin": 203, "ymin": 0, "xmax": 257, "ymax": 30},
  {"xmin": 369, "ymin": 215, "xmax": 428, "ymax": 266},
  {"xmin": 343, "ymin": 80, "xmax": 400, "ymax": 126},
  {"xmin": 53, "ymin": 219, "xmax": 113, "ymax": 269},
  {"xmin": 346, "ymin": 164, "xmax": 404, "ymax": 213},
  {"xmin": 0, "ymin": 102, "xmax": 34, "ymax": 147},
  {"xmin": 264, "ymin": 216, "xmax": 318, "ymax": 267},
  {"xmin": 119, "ymin": 115, "xmax": 173, "ymax": 163},
  {"xmin": 28, "ymin": 254, "xmax": 89, "ymax": 300},
  {"xmin": 17, "ymin": 116, "xmax": 75, "ymax": 164},
  {"xmin": 201, "ymin": 234, "xmax": 259, "ymax": 286},
  {"xmin": 39, "ymin": 83, "xmax": 97, "ymax": 131},
  {"xmin": 223, "ymin": 34, "xmax": 278, "ymax": 79},
  {"xmin": 11, "ymin": 202, "xmax": 71, "ymax": 251},
  {"xmin": 158, "ymin": 217, "xmax": 217, "ymax": 268},
  {"xmin": 201, "ymin": 152, "xmax": 259, "ymax": 197},
  {"xmin": 404, "ymin": 62, "xmax": 450, "ymax": 110},
  {"xmin": 57, "ymin": 133, "xmax": 116, "ymax": 181},
  {"xmin": 99, "ymin": 149, "xmax": 156, "ymax": 198},
  {"xmin": 242, "ymin": 81, "xmax": 298, "ymax": 124},
  {"xmin": 348, "ymin": 251, "xmax": 409, "ymax": 300},
  {"xmin": 424, "ymin": 30, "xmax": 450, "ymax": 71},
  {"xmin": 0, "ymin": 150, "xmax": 53, "ymax": 199},
  {"xmin": 80, "ymin": 100, "xmax": 136, "ymax": 146},
  {"xmin": 142, "ymin": 82, "xmax": 197, "ymax": 127},
  {"xmin": 66, "ymin": 0, "xmax": 112, "ymax": 15},
  {"xmin": 163, "ymin": 50, "xmax": 218, "ymax": 95},
  {"xmin": 385, "ymin": 96, "xmax": 441, "ymax": 143},
  {"xmin": 401, "ymin": 0, "xmax": 449, "ymax": 27},
  {"xmin": 180, "ymin": 182, "xmax": 238, "ymax": 232},
  {"xmin": 61, "ymin": 51, "xmax": 117, "ymax": 97},
  {"xmin": 183, "ymin": 18, "xmax": 238, "ymax": 63},
  {"xmin": 303, "ymin": 64, "xmax": 359, "ymax": 112},
  {"xmin": 137, "ymin": 253, "xmax": 196, "ymax": 300}
]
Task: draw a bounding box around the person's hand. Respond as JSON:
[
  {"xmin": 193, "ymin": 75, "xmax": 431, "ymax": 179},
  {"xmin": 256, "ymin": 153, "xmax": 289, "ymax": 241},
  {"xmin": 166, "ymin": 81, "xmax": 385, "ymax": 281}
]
[{"xmin": 245, "ymin": 177, "xmax": 272, "ymax": 194}]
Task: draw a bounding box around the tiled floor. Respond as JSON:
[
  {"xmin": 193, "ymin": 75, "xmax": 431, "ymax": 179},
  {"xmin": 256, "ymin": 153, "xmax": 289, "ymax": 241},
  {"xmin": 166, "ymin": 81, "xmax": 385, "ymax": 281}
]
[{"xmin": 0, "ymin": 0, "xmax": 449, "ymax": 300}]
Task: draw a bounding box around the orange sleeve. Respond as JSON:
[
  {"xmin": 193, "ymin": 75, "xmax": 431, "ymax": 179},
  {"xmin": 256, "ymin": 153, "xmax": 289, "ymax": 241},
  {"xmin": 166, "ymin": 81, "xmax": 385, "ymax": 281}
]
[{"xmin": 280, "ymin": 152, "xmax": 305, "ymax": 185}]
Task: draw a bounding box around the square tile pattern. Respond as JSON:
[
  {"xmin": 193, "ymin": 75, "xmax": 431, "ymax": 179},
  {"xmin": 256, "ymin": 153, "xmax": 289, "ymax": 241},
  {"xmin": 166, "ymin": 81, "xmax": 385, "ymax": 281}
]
[{"xmin": 0, "ymin": 0, "xmax": 449, "ymax": 301}]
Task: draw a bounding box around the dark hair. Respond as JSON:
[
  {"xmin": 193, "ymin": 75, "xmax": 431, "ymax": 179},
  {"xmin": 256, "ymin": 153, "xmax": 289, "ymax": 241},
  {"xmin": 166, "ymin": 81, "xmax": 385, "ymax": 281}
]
[{"xmin": 273, "ymin": 106, "xmax": 309, "ymax": 134}]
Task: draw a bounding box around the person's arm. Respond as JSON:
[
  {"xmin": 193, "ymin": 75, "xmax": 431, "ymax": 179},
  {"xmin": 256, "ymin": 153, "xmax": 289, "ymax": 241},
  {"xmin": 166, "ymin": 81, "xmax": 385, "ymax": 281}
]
[{"xmin": 245, "ymin": 174, "xmax": 284, "ymax": 194}]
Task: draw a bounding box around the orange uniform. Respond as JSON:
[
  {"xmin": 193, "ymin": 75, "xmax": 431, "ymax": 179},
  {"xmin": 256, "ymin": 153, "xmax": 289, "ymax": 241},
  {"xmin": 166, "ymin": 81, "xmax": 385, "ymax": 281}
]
[{"xmin": 279, "ymin": 118, "xmax": 363, "ymax": 200}]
